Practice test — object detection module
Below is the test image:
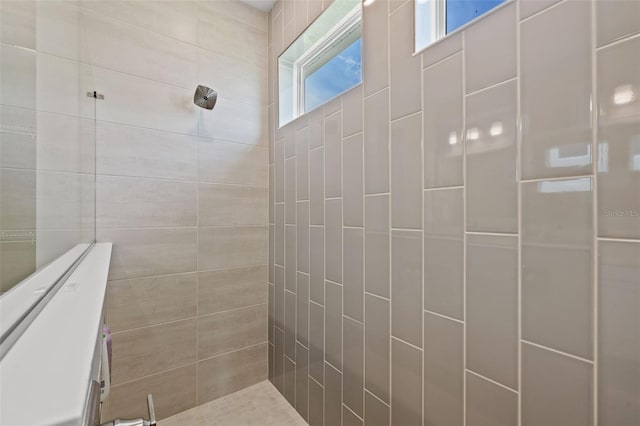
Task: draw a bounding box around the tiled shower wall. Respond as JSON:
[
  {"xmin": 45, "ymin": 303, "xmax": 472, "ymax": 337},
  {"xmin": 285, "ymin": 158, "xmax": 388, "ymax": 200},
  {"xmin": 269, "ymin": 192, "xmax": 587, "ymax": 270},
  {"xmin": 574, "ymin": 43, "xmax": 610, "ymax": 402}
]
[
  {"xmin": 268, "ymin": 0, "xmax": 640, "ymax": 425},
  {"xmin": 69, "ymin": 1, "xmax": 268, "ymax": 421}
]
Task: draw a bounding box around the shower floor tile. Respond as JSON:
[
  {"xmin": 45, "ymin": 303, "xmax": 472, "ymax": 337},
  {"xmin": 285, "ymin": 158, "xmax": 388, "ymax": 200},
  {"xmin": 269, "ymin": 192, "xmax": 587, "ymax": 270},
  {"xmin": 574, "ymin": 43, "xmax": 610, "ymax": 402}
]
[{"xmin": 159, "ymin": 381, "xmax": 307, "ymax": 426}]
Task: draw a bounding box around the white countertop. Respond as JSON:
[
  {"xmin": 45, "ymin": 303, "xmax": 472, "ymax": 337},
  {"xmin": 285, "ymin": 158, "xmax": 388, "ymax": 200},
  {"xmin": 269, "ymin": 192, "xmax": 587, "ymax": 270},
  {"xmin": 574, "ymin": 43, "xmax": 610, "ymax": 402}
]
[{"xmin": 0, "ymin": 243, "xmax": 112, "ymax": 426}]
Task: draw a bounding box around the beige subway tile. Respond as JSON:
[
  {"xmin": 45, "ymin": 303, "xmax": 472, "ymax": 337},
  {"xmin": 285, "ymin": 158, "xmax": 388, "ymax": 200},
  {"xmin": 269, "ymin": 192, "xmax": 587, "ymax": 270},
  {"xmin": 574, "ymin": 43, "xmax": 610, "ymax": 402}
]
[{"xmin": 391, "ymin": 339, "xmax": 422, "ymax": 426}]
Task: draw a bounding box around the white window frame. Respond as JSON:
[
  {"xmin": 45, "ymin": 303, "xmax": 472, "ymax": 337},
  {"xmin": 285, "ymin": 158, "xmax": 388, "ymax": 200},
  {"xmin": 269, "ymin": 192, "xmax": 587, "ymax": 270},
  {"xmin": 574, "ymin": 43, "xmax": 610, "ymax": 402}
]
[{"xmin": 291, "ymin": 5, "xmax": 362, "ymax": 118}]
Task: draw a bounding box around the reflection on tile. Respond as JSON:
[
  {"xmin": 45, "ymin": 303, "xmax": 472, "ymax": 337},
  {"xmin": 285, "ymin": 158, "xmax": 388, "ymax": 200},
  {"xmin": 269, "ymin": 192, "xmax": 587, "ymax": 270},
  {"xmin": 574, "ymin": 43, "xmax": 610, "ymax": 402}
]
[
  {"xmin": 521, "ymin": 0, "xmax": 592, "ymax": 179},
  {"xmin": 365, "ymin": 294, "xmax": 390, "ymax": 403},
  {"xmin": 466, "ymin": 234, "xmax": 518, "ymax": 389},
  {"xmin": 522, "ymin": 343, "xmax": 593, "ymax": 426},
  {"xmin": 424, "ymin": 188, "xmax": 464, "ymax": 320},
  {"xmin": 466, "ymin": 80, "xmax": 518, "ymax": 233},
  {"xmin": 522, "ymin": 178, "xmax": 593, "ymax": 359},
  {"xmin": 391, "ymin": 339, "xmax": 422, "ymax": 426},
  {"xmin": 365, "ymin": 195, "xmax": 390, "ymax": 298},
  {"xmin": 466, "ymin": 372, "xmax": 517, "ymax": 426},
  {"xmin": 423, "ymin": 53, "xmax": 463, "ymax": 188},
  {"xmin": 424, "ymin": 312, "xmax": 463, "ymax": 426},
  {"xmin": 597, "ymin": 37, "xmax": 640, "ymax": 239},
  {"xmin": 598, "ymin": 241, "xmax": 640, "ymax": 425}
]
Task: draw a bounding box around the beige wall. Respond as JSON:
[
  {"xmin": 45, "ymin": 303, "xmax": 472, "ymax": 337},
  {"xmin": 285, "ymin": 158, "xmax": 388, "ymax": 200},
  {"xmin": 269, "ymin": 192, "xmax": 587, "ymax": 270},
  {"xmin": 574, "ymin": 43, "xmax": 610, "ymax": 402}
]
[
  {"xmin": 268, "ymin": 0, "xmax": 640, "ymax": 425},
  {"xmin": 78, "ymin": 1, "xmax": 270, "ymax": 421}
]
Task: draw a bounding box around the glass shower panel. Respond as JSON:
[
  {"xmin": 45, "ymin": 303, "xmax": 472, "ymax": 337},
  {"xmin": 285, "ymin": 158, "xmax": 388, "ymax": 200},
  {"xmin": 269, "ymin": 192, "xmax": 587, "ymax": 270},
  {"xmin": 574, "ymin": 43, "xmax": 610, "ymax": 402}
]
[{"xmin": 0, "ymin": 0, "xmax": 96, "ymax": 295}]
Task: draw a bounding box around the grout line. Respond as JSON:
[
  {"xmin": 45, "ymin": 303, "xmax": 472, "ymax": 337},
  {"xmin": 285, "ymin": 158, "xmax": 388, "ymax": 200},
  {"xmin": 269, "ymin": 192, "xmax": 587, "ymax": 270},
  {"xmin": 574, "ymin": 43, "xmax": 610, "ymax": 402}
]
[
  {"xmin": 364, "ymin": 290, "xmax": 390, "ymax": 302},
  {"xmin": 461, "ymin": 29, "xmax": 468, "ymax": 426},
  {"xmin": 519, "ymin": 0, "xmax": 568, "ymax": 23},
  {"xmin": 596, "ymin": 237, "xmax": 640, "ymax": 244},
  {"xmin": 362, "ymin": 85, "xmax": 389, "ymax": 101},
  {"xmin": 466, "ymin": 369, "xmax": 519, "ymax": 394},
  {"xmin": 391, "ymin": 335, "xmax": 423, "ymax": 352},
  {"xmin": 595, "ymin": 31, "xmax": 640, "ymax": 51},
  {"xmin": 389, "ymin": 109, "xmax": 422, "ymax": 124},
  {"xmin": 420, "ymin": 44, "xmax": 426, "ymax": 426},
  {"xmin": 423, "ymin": 308, "xmax": 464, "ymax": 325},
  {"xmin": 465, "ymin": 76, "xmax": 518, "ymax": 97},
  {"xmin": 111, "ymin": 361, "xmax": 198, "ymax": 388},
  {"xmin": 343, "ymin": 403, "xmax": 364, "ymax": 421},
  {"xmin": 520, "ymin": 174, "xmax": 593, "ymax": 183},
  {"xmin": 364, "ymin": 388, "xmax": 390, "ymax": 408},
  {"xmin": 590, "ymin": 1, "xmax": 599, "ymax": 423},
  {"xmin": 422, "ymin": 49, "xmax": 463, "ymax": 71},
  {"xmin": 387, "ymin": 0, "xmax": 393, "ymax": 422},
  {"xmin": 424, "ymin": 184, "xmax": 464, "ymax": 192},
  {"xmin": 516, "ymin": 0, "xmax": 523, "ymax": 423},
  {"xmin": 521, "ymin": 339, "xmax": 595, "ymax": 365},
  {"xmin": 466, "ymin": 231, "xmax": 518, "ymax": 237},
  {"xmin": 343, "ymin": 313, "xmax": 363, "ymax": 326}
]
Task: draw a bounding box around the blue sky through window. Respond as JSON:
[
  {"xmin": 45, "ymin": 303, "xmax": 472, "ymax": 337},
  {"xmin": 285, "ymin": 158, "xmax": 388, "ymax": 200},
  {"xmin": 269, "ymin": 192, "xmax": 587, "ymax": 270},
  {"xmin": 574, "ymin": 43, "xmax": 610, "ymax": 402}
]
[
  {"xmin": 304, "ymin": 38, "xmax": 362, "ymax": 112},
  {"xmin": 446, "ymin": 0, "xmax": 505, "ymax": 33}
]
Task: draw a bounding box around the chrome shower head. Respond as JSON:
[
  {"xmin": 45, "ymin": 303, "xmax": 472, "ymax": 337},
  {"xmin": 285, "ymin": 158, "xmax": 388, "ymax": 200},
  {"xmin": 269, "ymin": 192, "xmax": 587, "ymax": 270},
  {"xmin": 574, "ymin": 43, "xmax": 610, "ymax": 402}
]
[{"xmin": 194, "ymin": 85, "xmax": 217, "ymax": 110}]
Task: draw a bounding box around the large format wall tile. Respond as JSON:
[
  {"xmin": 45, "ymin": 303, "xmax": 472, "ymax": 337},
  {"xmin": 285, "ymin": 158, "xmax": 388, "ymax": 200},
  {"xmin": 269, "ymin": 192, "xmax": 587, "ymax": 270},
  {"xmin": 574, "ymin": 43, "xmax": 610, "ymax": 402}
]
[
  {"xmin": 106, "ymin": 273, "xmax": 197, "ymax": 332},
  {"xmin": 520, "ymin": 0, "xmax": 592, "ymax": 179},
  {"xmin": 597, "ymin": 37, "xmax": 640, "ymax": 239},
  {"xmin": 598, "ymin": 241, "xmax": 640, "ymax": 425},
  {"xmin": 466, "ymin": 234, "xmax": 518, "ymax": 389},
  {"xmin": 198, "ymin": 138, "xmax": 268, "ymax": 186},
  {"xmin": 198, "ymin": 226, "xmax": 268, "ymax": 271},
  {"xmin": 522, "ymin": 178, "xmax": 593, "ymax": 359},
  {"xmin": 98, "ymin": 227, "xmax": 197, "ymax": 281},
  {"xmin": 198, "ymin": 304, "xmax": 267, "ymax": 359},
  {"xmin": 465, "ymin": 80, "xmax": 517, "ymax": 233},
  {"xmin": 423, "ymin": 54, "xmax": 463, "ymax": 188},
  {"xmin": 97, "ymin": 176, "xmax": 197, "ymax": 228},
  {"xmin": 111, "ymin": 319, "xmax": 196, "ymax": 385},
  {"xmin": 198, "ymin": 183, "xmax": 268, "ymax": 226},
  {"xmin": 522, "ymin": 343, "xmax": 593, "ymax": 426},
  {"xmin": 596, "ymin": 0, "xmax": 640, "ymax": 47},
  {"xmin": 197, "ymin": 343, "xmax": 268, "ymax": 405},
  {"xmin": 198, "ymin": 266, "xmax": 267, "ymax": 315}
]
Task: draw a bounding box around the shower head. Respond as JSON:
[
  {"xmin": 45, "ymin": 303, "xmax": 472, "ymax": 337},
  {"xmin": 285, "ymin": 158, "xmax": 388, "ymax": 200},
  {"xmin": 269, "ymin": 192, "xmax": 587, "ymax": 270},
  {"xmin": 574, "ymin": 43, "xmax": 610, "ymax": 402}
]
[{"xmin": 194, "ymin": 85, "xmax": 217, "ymax": 110}]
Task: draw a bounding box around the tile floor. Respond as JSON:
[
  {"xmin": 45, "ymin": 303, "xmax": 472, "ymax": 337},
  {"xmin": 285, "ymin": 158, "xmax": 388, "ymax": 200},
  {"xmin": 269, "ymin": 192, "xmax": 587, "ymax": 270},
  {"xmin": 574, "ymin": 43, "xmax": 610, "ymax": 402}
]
[{"xmin": 159, "ymin": 381, "xmax": 307, "ymax": 426}]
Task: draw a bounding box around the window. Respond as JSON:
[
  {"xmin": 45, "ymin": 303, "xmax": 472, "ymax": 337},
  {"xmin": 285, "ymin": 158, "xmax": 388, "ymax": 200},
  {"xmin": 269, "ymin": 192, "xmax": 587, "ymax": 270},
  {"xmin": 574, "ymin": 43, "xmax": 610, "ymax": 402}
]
[
  {"xmin": 279, "ymin": 0, "xmax": 362, "ymax": 126},
  {"xmin": 415, "ymin": 0, "xmax": 506, "ymax": 51}
]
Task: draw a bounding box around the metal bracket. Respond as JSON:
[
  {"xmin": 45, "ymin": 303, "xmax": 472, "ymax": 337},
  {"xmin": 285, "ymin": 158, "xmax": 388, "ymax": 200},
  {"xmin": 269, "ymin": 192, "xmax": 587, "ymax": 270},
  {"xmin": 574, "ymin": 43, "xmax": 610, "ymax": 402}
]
[{"xmin": 87, "ymin": 91, "xmax": 104, "ymax": 100}]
